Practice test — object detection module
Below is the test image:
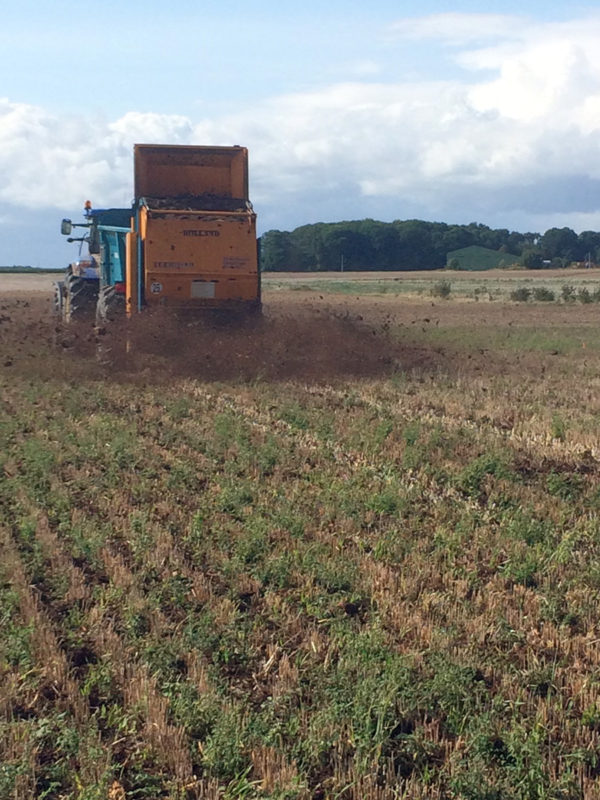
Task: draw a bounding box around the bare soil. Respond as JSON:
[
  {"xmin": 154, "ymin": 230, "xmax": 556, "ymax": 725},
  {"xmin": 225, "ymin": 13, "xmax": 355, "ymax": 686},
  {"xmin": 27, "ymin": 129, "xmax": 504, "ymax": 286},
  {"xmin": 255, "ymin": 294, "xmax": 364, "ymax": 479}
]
[
  {"xmin": 0, "ymin": 279, "xmax": 595, "ymax": 386},
  {"xmin": 0, "ymin": 292, "xmax": 438, "ymax": 383},
  {"xmin": 0, "ymin": 273, "xmax": 58, "ymax": 293},
  {"xmin": 267, "ymin": 288, "xmax": 600, "ymax": 327}
]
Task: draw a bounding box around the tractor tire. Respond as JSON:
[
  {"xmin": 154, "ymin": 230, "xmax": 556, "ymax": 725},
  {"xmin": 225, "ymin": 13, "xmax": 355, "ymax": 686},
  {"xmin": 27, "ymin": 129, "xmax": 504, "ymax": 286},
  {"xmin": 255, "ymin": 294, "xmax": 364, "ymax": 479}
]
[
  {"xmin": 52, "ymin": 282, "xmax": 64, "ymax": 317},
  {"xmin": 64, "ymin": 274, "xmax": 98, "ymax": 322},
  {"xmin": 95, "ymin": 286, "xmax": 126, "ymax": 366},
  {"xmin": 96, "ymin": 285, "xmax": 125, "ymax": 324}
]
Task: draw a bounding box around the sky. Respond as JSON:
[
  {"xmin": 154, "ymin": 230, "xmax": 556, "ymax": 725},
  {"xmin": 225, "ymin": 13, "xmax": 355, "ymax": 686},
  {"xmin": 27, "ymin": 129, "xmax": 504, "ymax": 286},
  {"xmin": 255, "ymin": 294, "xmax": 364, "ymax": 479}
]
[{"xmin": 2, "ymin": 0, "xmax": 600, "ymax": 266}]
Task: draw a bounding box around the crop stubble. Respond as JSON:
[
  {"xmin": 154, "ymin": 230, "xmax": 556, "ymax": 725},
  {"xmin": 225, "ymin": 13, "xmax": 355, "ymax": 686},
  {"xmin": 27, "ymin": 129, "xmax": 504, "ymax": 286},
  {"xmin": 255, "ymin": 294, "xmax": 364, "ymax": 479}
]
[{"xmin": 2, "ymin": 283, "xmax": 600, "ymax": 798}]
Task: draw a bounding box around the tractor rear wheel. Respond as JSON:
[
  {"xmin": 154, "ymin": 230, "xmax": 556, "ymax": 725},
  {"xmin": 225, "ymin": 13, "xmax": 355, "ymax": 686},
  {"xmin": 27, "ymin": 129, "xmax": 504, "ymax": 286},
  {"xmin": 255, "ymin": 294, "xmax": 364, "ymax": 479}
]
[
  {"xmin": 95, "ymin": 286, "xmax": 126, "ymax": 365},
  {"xmin": 96, "ymin": 285, "xmax": 125, "ymax": 324},
  {"xmin": 64, "ymin": 274, "xmax": 98, "ymax": 322},
  {"xmin": 52, "ymin": 282, "xmax": 64, "ymax": 317}
]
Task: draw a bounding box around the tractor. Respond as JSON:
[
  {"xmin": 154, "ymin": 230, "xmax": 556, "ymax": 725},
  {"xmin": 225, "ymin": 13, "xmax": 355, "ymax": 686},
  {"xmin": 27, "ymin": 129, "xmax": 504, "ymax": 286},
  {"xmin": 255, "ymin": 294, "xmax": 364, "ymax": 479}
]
[{"xmin": 55, "ymin": 144, "xmax": 261, "ymax": 326}]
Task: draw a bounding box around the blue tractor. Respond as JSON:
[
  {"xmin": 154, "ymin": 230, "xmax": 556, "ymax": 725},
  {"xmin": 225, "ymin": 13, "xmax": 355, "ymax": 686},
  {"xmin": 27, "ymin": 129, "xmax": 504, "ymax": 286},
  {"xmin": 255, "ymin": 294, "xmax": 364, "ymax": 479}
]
[{"xmin": 54, "ymin": 205, "xmax": 131, "ymax": 323}]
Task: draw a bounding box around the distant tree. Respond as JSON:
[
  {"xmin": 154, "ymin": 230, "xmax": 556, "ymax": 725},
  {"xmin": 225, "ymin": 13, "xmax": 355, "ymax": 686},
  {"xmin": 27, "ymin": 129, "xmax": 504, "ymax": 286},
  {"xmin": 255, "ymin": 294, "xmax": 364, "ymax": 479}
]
[
  {"xmin": 578, "ymin": 230, "xmax": 600, "ymax": 263},
  {"xmin": 260, "ymin": 219, "xmax": 600, "ymax": 272},
  {"xmin": 260, "ymin": 230, "xmax": 292, "ymax": 271},
  {"xmin": 540, "ymin": 227, "xmax": 579, "ymax": 262},
  {"xmin": 485, "ymin": 228, "xmax": 510, "ymax": 250},
  {"xmin": 394, "ymin": 220, "xmax": 442, "ymax": 269},
  {"xmin": 368, "ymin": 222, "xmax": 401, "ymax": 269},
  {"xmin": 289, "ymin": 224, "xmax": 325, "ymax": 270},
  {"xmin": 506, "ymin": 231, "xmax": 540, "ymax": 255},
  {"xmin": 440, "ymin": 225, "xmax": 475, "ymax": 253},
  {"xmin": 320, "ymin": 227, "xmax": 374, "ymax": 269},
  {"xmin": 521, "ymin": 248, "xmax": 545, "ymax": 269},
  {"xmin": 466, "ymin": 222, "xmax": 509, "ymax": 250}
]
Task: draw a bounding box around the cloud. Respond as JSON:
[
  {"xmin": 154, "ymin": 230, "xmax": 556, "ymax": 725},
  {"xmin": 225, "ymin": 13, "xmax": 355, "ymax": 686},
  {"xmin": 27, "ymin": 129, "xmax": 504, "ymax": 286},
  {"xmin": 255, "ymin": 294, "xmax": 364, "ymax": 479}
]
[
  {"xmin": 348, "ymin": 60, "xmax": 381, "ymax": 78},
  {"xmin": 0, "ymin": 101, "xmax": 195, "ymax": 211},
  {"xmin": 3, "ymin": 10, "xmax": 600, "ymax": 261},
  {"xmin": 108, "ymin": 112, "xmax": 194, "ymax": 145},
  {"xmin": 388, "ymin": 13, "xmax": 524, "ymax": 46}
]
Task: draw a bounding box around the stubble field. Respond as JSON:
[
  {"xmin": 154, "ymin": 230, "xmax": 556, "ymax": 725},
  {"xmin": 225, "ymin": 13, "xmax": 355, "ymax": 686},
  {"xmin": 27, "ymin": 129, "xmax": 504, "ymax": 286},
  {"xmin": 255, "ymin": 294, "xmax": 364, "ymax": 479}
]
[{"xmin": 3, "ymin": 273, "xmax": 600, "ymax": 799}]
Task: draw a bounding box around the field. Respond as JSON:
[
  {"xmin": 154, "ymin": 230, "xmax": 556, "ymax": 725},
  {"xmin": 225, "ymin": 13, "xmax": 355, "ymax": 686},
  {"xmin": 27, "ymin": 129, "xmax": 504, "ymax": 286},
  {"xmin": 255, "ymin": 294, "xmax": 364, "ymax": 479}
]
[
  {"xmin": 264, "ymin": 268, "xmax": 600, "ymax": 302},
  {"xmin": 3, "ymin": 272, "xmax": 600, "ymax": 799}
]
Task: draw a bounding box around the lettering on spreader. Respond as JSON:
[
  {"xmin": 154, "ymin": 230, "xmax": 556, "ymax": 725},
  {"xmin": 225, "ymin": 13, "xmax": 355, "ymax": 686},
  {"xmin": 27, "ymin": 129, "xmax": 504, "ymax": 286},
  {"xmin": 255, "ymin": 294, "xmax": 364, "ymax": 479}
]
[
  {"xmin": 153, "ymin": 261, "xmax": 195, "ymax": 270},
  {"xmin": 183, "ymin": 230, "xmax": 220, "ymax": 237},
  {"xmin": 223, "ymin": 257, "xmax": 249, "ymax": 269}
]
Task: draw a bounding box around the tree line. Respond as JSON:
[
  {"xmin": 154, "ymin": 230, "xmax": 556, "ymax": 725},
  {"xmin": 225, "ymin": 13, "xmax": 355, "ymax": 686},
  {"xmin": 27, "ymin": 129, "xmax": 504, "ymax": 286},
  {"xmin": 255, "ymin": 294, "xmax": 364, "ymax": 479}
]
[{"xmin": 259, "ymin": 219, "xmax": 600, "ymax": 271}]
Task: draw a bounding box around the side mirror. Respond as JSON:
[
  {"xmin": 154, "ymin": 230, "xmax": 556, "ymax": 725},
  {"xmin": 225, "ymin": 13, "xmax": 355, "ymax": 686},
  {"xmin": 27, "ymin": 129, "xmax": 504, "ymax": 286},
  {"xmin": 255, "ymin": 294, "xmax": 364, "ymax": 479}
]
[{"xmin": 61, "ymin": 219, "xmax": 72, "ymax": 236}]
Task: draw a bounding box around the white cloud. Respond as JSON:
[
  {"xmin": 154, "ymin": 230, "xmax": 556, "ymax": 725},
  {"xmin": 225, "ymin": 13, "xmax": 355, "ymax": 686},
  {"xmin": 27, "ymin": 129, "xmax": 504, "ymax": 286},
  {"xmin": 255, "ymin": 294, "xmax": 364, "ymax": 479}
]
[
  {"xmin": 3, "ymin": 11, "xmax": 600, "ymax": 244},
  {"xmin": 108, "ymin": 112, "xmax": 194, "ymax": 145},
  {"xmin": 0, "ymin": 101, "xmax": 197, "ymax": 210},
  {"xmin": 468, "ymin": 37, "xmax": 600, "ymax": 123},
  {"xmin": 388, "ymin": 13, "xmax": 524, "ymax": 46},
  {"xmin": 349, "ymin": 60, "xmax": 381, "ymax": 78}
]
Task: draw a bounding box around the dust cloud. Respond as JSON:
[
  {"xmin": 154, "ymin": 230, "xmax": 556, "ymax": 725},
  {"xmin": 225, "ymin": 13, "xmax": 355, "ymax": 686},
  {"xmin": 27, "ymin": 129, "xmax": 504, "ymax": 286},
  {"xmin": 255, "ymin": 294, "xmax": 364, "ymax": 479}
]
[{"xmin": 0, "ymin": 295, "xmax": 444, "ymax": 384}]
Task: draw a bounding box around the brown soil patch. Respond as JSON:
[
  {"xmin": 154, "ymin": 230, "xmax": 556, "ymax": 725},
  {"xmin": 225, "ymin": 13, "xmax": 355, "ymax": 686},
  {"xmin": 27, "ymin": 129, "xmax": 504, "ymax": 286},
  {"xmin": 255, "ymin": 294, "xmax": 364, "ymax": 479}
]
[
  {"xmin": 268, "ymin": 289, "xmax": 600, "ymax": 328},
  {"xmin": 0, "ymin": 285, "xmax": 594, "ymax": 386},
  {"xmin": 0, "ymin": 273, "xmax": 58, "ymax": 293},
  {"xmin": 0, "ymin": 293, "xmax": 442, "ymax": 384}
]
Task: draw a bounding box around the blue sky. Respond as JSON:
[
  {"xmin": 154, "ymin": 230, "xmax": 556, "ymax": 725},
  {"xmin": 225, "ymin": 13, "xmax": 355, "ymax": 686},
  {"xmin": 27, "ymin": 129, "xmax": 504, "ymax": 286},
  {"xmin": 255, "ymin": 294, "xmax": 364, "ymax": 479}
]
[{"xmin": 2, "ymin": 1, "xmax": 600, "ymax": 265}]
